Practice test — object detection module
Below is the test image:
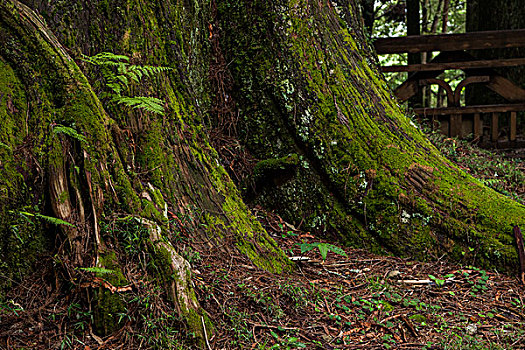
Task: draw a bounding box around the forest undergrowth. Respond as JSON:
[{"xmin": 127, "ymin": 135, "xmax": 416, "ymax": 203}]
[{"xmin": 1, "ymin": 133, "xmax": 524, "ymax": 349}]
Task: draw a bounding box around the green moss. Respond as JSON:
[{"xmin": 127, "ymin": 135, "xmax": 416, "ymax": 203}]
[
  {"xmin": 218, "ymin": 0, "xmax": 525, "ymax": 273},
  {"xmin": 93, "ymin": 251, "xmax": 127, "ymax": 336}
]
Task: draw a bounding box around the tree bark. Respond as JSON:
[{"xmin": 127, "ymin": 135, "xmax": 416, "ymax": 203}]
[
  {"xmin": 466, "ymin": 0, "xmax": 525, "ymax": 105},
  {"xmin": 0, "ymin": 0, "xmax": 290, "ymax": 343},
  {"xmin": 218, "ymin": 0, "xmax": 524, "ymax": 271}
]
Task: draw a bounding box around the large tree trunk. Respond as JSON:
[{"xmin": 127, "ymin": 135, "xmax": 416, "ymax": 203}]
[
  {"xmin": 0, "ymin": 0, "xmax": 290, "ymax": 345},
  {"xmin": 217, "ymin": 0, "xmax": 524, "ymax": 270},
  {"xmin": 1, "ymin": 0, "xmax": 524, "ymax": 347}
]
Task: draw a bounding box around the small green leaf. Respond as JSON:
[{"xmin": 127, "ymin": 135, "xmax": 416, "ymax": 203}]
[{"xmin": 318, "ymin": 243, "xmax": 329, "ymax": 260}]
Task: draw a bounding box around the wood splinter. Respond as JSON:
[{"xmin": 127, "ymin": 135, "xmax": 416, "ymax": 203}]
[{"xmin": 513, "ymin": 225, "xmax": 525, "ymax": 284}]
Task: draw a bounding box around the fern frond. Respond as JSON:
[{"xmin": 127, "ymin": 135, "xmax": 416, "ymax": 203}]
[
  {"xmin": 0, "ymin": 142, "xmax": 12, "ymax": 151},
  {"xmin": 53, "ymin": 124, "xmax": 87, "ymax": 143},
  {"xmin": 113, "ymin": 96, "xmax": 165, "ymax": 115},
  {"xmin": 77, "ymin": 267, "xmax": 116, "ymax": 275},
  {"xmin": 16, "ymin": 211, "xmax": 75, "ymax": 227},
  {"xmin": 36, "ymin": 214, "xmax": 76, "ymax": 227},
  {"xmin": 81, "ymin": 52, "xmax": 129, "ymax": 66}
]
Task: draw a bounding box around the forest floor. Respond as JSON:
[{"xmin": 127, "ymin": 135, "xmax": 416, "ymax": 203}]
[
  {"xmin": 1, "ymin": 139, "xmax": 524, "ymax": 349},
  {"xmin": 196, "ymin": 137, "xmax": 525, "ymax": 349},
  {"xmin": 195, "ymin": 208, "xmax": 525, "ymax": 350}
]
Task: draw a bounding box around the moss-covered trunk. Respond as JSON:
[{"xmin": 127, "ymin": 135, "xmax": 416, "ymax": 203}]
[
  {"xmin": 0, "ymin": 0, "xmax": 289, "ymax": 345},
  {"xmin": 217, "ymin": 0, "xmax": 525, "ymax": 271}
]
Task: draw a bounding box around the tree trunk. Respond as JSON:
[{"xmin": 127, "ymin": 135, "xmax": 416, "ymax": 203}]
[
  {"xmin": 217, "ymin": 0, "xmax": 524, "ymax": 271},
  {"xmin": 0, "ymin": 0, "xmax": 290, "ymax": 344},
  {"xmin": 466, "ymin": 0, "xmax": 525, "ymax": 105},
  {"xmin": 1, "ymin": 0, "xmax": 524, "ymax": 347}
]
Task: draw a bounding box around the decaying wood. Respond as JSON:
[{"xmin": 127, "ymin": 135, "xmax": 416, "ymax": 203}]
[{"xmin": 513, "ymin": 226, "xmax": 525, "ymax": 285}]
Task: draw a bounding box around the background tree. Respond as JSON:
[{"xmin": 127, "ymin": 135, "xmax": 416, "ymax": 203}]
[{"xmin": 466, "ymin": 0, "xmax": 525, "ymax": 107}]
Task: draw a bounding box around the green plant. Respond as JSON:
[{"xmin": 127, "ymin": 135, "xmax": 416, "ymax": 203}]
[
  {"xmin": 9, "ymin": 210, "xmax": 75, "ymax": 231},
  {"xmin": 82, "ymin": 52, "xmax": 171, "ymax": 115},
  {"xmin": 269, "ymin": 330, "xmax": 307, "ymax": 349},
  {"xmin": 76, "ymin": 266, "xmax": 116, "ymax": 274},
  {"xmin": 52, "ymin": 124, "xmax": 87, "ymax": 143},
  {"xmin": 429, "ymin": 273, "xmax": 454, "ymax": 287},
  {"xmin": 298, "ymin": 242, "xmax": 347, "ymax": 260}
]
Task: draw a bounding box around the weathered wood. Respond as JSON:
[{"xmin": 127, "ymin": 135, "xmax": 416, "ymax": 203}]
[
  {"xmin": 374, "ymin": 29, "xmax": 525, "ymax": 54},
  {"xmin": 510, "ymin": 112, "xmax": 517, "ymax": 142},
  {"xmin": 454, "ymin": 76, "xmax": 490, "ymax": 105},
  {"xmin": 486, "ymin": 75, "xmax": 525, "ymax": 103},
  {"xmin": 450, "ymin": 114, "xmax": 462, "ymax": 137},
  {"xmin": 395, "ymin": 80, "xmax": 420, "ymax": 102},
  {"xmin": 491, "ymin": 113, "xmax": 499, "ymax": 142},
  {"xmin": 419, "ymin": 78, "xmax": 454, "ymax": 105},
  {"xmin": 413, "ymin": 103, "xmax": 525, "ymax": 115},
  {"xmin": 381, "ymin": 58, "xmax": 525, "ymax": 73},
  {"xmin": 514, "ymin": 226, "xmax": 525, "ymax": 285},
  {"xmin": 473, "ymin": 113, "xmax": 482, "ymax": 139}
]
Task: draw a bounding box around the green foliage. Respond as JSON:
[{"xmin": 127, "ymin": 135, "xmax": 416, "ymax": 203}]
[
  {"xmin": 77, "ymin": 266, "xmax": 116, "ymax": 275},
  {"xmin": 428, "ymin": 134, "xmax": 525, "ymax": 205},
  {"xmin": 11, "ymin": 210, "xmax": 75, "ymax": 228},
  {"xmin": 52, "ymin": 124, "xmax": 87, "ymax": 143},
  {"xmin": 429, "ymin": 273, "xmax": 455, "ymax": 287},
  {"xmin": 298, "ymin": 242, "xmax": 347, "ymax": 260},
  {"xmin": 82, "ymin": 52, "xmax": 171, "ymax": 115},
  {"xmin": 114, "ymin": 96, "xmax": 165, "ymax": 115}
]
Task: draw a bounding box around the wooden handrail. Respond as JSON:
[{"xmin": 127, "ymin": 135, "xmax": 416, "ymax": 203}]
[
  {"xmin": 413, "ymin": 103, "xmax": 525, "ymax": 116},
  {"xmin": 374, "ymin": 29, "xmax": 525, "ymax": 54},
  {"xmin": 381, "ymin": 57, "xmax": 525, "ymax": 73}
]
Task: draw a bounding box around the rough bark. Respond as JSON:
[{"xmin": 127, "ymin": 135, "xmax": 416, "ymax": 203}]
[
  {"xmin": 218, "ymin": 0, "xmax": 525, "ymax": 272},
  {"xmin": 466, "ymin": 0, "xmax": 525, "ymax": 105},
  {"xmin": 0, "ymin": 0, "xmax": 290, "ymax": 344}
]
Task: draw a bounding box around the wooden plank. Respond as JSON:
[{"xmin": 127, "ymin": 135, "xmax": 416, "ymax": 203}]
[
  {"xmin": 486, "ymin": 75, "xmax": 525, "ymax": 103},
  {"xmin": 413, "ymin": 103, "xmax": 525, "ymax": 115},
  {"xmin": 381, "ymin": 58, "xmax": 525, "ymax": 73},
  {"xmin": 394, "ymin": 80, "xmax": 419, "ymax": 101},
  {"xmin": 491, "ymin": 113, "xmax": 499, "ymax": 142},
  {"xmin": 514, "ymin": 226, "xmax": 525, "ymax": 285},
  {"xmin": 510, "ymin": 112, "xmax": 517, "ymax": 142},
  {"xmin": 450, "ymin": 114, "xmax": 463, "ymax": 138},
  {"xmin": 374, "ymin": 29, "xmax": 525, "ymax": 54},
  {"xmin": 473, "ymin": 113, "xmax": 482, "ymax": 139}
]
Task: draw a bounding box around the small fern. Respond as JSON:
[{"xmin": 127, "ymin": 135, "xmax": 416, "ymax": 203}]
[
  {"xmin": 113, "ymin": 96, "xmax": 165, "ymax": 115},
  {"xmin": 0, "ymin": 142, "xmax": 12, "ymax": 151},
  {"xmin": 299, "ymin": 242, "xmax": 348, "ymax": 261},
  {"xmin": 82, "ymin": 52, "xmax": 171, "ymax": 116},
  {"xmin": 77, "ymin": 266, "xmax": 116, "ymax": 275},
  {"xmin": 53, "ymin": 124, "xmax": 87, "ymax": 143},
  {"xmin": 16, "ymin": 211, "xmax": 75, "ymax": 227}
]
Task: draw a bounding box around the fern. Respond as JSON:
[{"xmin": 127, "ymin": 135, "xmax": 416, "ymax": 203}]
[
  {"xmin": 82, "ymin": 52, "xmax": 171, "ymax": 116},
  {"xmin": 77, "ymin": 267, "xmax": 116, "ymax": 275},
  {"xmin": 0, "ymin": 142, "xmax": 12, "ymax": 151},
  {"xmin": 53, "ymin": 124, "xmax": 87, "ymax": 143},
  {"xmin": 16, "ymin": 211, "xmax": 75, "ymax": 227},
  {"xmin": 113, "ymin": 96, "xmax": 165, "ymax": 115},
  {"xmin": 81, "ymin": 52, "xmax": 129, "ymax": 66}
]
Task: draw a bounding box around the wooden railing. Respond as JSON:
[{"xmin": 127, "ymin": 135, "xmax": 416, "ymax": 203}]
[{"xmin": 374, "ymin": 29, "xmax": 525, "ymax": 147}]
